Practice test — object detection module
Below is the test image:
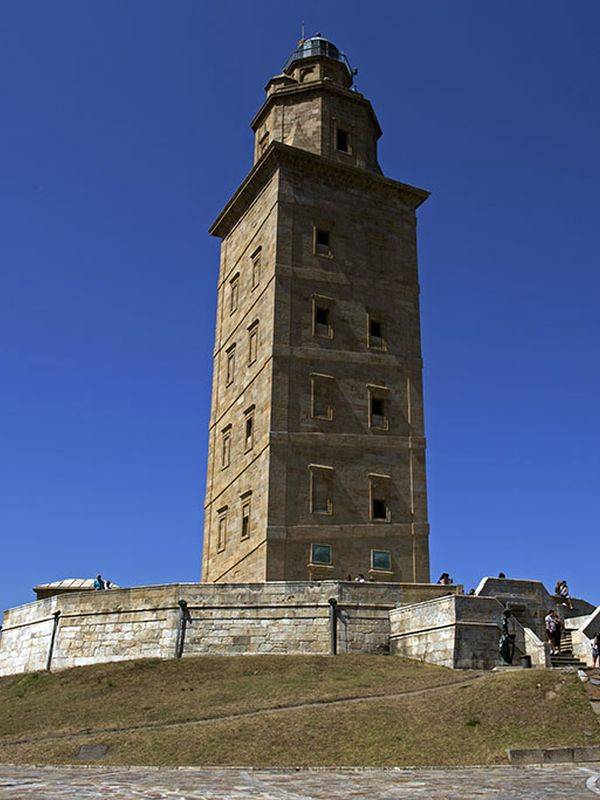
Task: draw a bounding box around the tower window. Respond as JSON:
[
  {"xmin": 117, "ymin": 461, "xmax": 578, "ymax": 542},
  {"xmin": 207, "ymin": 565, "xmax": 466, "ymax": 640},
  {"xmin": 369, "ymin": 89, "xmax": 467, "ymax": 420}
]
[
  {"xmin": 368, "ymin": 389, "xmax": 389, "ymax": 431},
  {"xmin": 309, "ymin": 465, "xmax": 334, "ymax": 515},
  {"xmin": 244, "ymin": 407, "xmax": 255, "ymax": 451},
  {"xmin": 310, "ymin": 373, "xmax": 334, "ymax": 420},
  {"xmin": 248, "ymin": 321, "xmax": 259, "ymax": 364},
  {"xmin": 299, "ymin": 66, "xmax": 315, "ymax": 83},
  {"xmin": 225, "ymin": 345, "xmax": 236, "ymax": 385},
  {"xmin": 368, "ymin": 314, "xmax": 386, "ymax": 350},
  {"xmin": 372, "ymin": 498, "xmax": 388, "ymax": 520},
  {"xmin": 313, "ymin": 297, "xmax": 334, "ymax": 339},
  {"xmin": 314, "ymin": 228, "xmax": 332, "ymax": 257},
  {"xmin": 217, "ymin": 507, "xmax": 228, "ymax": 552},
  {"xmin": 315, "ymin": 307, "xmax": 330, "ymax": 336},
  {"xmin": 229, "ymin": 274, "xmax": 239, "ymax": 314},
  {"xmin": 251, "ymin": 246, "xmax": 262, "ymax": 289},
  {"xmin": 310, "ymin": 543, "xmax": 332, "ymax": 566},
  {"xmin": 336, "ymin": 128, "xmax": 350, "ymax": 153},
  {"xmin": 221, "ymin": 426, "xmax": 232, "ymax": 469},
  {"xmin": 371, "ymin": 549, "xmax": 392, "ymax": 571},
  {"xmin": 368, "ymin": 385, "xmax": 389, "ymax": 430},
  {"xmin": 369, "ymin": 474, "xmax": 391, "ymax": 522},
  {"xmin": 241, "ymin": 493, "xmax": 252, "ymax": 539}
]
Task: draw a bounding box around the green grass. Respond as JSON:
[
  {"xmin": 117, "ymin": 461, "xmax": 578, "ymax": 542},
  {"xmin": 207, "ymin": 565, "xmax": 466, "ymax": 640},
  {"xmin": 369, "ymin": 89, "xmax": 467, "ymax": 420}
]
[{"xmin": 0, "ymin": 655, "xmax": 598, "ymax": 766}]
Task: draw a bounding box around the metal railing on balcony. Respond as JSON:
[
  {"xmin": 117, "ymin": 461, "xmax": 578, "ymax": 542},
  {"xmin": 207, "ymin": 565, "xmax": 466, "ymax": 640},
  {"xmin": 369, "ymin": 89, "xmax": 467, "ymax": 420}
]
[{"xmin": 283, "ymin": 37, "xmax": 354, "ymax": 76}]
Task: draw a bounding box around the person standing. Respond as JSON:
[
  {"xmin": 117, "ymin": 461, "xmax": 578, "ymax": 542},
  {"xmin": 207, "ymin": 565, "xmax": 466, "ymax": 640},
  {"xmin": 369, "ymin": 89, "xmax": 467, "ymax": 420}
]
[
  {"xmin": 591, "ymin": 633, "xmax": 600, "ymax": 669},
  {"xmin": 545, "ymin": 610, "xmax": 558, "ymax": 654},
  {"xmin": 559, "ymin": 580, "xmax": 573, "ymax": 610},
  {"xmin": 554, "ymin": 612, "xmax": 563, "ymax": 652}
]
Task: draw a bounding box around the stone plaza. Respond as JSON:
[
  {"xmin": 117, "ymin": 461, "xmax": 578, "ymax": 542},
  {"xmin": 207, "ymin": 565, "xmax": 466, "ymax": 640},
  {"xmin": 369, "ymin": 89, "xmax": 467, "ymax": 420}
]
[{"xmin": 0, "ymin": 764, "xmax": 599, "ymax": 799}]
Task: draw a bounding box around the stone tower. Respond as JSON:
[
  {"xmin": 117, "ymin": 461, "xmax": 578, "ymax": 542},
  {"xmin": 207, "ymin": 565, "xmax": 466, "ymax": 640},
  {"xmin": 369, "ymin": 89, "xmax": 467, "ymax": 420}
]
[{"xmin": 202, "ymin": 36, "xmax": 430, "ymax": 584}]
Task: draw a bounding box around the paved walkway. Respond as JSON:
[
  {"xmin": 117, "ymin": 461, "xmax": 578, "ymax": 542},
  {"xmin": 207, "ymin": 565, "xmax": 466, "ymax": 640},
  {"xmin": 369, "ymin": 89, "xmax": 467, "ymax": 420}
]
[{"xmin": 0, "ymin": 765, "xmax": 599, "ymax": 799}]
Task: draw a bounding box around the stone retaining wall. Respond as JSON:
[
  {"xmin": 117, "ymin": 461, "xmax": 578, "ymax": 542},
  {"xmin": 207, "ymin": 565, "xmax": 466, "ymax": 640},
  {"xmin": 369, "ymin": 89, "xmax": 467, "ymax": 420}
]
[
  {"xmin": 389, "ymin": 594, "xmax": 530, "ymax": 670},
  {"xmin": 0, "ymin": 581, "xmax": 458, "ymax": 677}
]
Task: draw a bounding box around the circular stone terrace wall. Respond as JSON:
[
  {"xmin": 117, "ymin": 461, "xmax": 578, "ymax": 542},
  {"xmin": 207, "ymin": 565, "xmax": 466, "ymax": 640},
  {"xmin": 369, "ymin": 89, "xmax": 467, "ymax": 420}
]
[{"xmin": 0, "ymin": 581, "xmax": 457, "ymax": 677}]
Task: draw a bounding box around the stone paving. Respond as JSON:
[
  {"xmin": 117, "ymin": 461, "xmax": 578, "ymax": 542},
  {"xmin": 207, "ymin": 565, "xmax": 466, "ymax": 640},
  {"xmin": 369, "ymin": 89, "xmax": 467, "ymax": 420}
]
[{"xmin": 0, "ymin": 765, "xmax": 599, "ymax": 799}]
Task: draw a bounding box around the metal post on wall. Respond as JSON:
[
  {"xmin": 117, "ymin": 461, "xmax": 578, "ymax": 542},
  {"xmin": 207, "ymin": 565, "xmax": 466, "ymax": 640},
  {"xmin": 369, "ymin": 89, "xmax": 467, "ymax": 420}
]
[
  {"xmin": 46, "ymin": 610, "xmax": 61, "ymax": 672},
  {"xmin": 328, "ymin": 598, "xmax": 338, "ymax": 655},
  {"xmin": 174, "ymin": 599, "xmax": 192, "ymax": 659}
]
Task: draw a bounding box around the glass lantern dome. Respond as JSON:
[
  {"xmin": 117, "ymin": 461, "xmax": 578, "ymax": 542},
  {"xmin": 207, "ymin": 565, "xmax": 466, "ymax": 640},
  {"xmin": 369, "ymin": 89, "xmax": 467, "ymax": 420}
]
[{"xmin": 283, "ymin": 35, "xmax": 354, "ymax": 77}]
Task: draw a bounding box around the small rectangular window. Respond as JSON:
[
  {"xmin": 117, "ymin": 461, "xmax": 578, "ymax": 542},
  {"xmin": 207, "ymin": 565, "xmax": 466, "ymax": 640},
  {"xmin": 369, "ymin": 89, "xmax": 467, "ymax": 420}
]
[
  {"xmin": 368, "ymin": 385, "xmax": 389, "ymax": 431},
  {"xmin": 251, "ymin": 247, "xmax": 262, "ymax": 289},
  {"xmin": 310, "ymin": 543, "xmax": 332, "ymax": 565},
  {"xmin": 372, "ymin": 498, "xmax": 388, "ymax": 520},
  {"xmin": 248, "ymin": 321, "xmax": 258, "ymax": 364},
  {"xmin": 314, "ymin": 228, "xmax": 331, "ymax": 257},
  {"xmin": 369, "ymin": 474, "xmax": 390, "ymax": 522},
  {"xmin": 315, "ymin": 306, "xmax": 329, "ymax": 325},
  {"xmin": 310, "ymin": 465, "xmax": 333, "ymax": 515},
  {"xmin": 336, "ymin": 128, "xmax": 349, "ymax": 153},
  {"xmin": 310, "ymin": 373, "xmax": 334, "ymax": 421},
  {"xmin": 226, "ymin": 345, "xmax": 236, "ymax": 385},
  {"xmin": 368, "ymin": 315, "xmax": 386, "ymax": 350},
  {"xmin": 300, "ymin": 66, "xmax": 315, "ymax": 83},
  {"xmin": 371, "ymin": 549, "xmax": 391, "ymax": 571},
  {"xmin": 313, "ymin": 299, "xmax": 333, "ymax": 339},
  {"xmin": 241, "ymin": 498, "xmax": 251, "ymax": 539},
  {"xmin": 217, "ymin": 508, "xmax": 228, "ymax": 552},
  {"xmin": 370, "ymin": 397, "xmax": 388, "ymax": 430},
  {"xmin": 221, "ymin": 427, "xmax": 231, "ymax": 469},
  {"xmin": 244, "ymin": 411, "xmax": 254, "ymax": 451},
  {"xmin": 229, "ymin": 275, "xmax": 239, "ymax": 314}
]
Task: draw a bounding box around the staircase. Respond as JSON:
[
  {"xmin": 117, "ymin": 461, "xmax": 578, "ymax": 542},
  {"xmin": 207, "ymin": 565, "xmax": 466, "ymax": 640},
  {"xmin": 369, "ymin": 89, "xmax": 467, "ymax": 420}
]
[{"xmin": 550, "ymin": 629, "xmax": 588, "ymax": 669}]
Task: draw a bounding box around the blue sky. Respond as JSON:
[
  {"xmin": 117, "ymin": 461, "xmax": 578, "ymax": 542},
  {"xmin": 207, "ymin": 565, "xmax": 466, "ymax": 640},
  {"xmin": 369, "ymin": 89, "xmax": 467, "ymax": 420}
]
[{"xmin": 1, "ymin": 1, "xmax": 599, "ymax": 611}]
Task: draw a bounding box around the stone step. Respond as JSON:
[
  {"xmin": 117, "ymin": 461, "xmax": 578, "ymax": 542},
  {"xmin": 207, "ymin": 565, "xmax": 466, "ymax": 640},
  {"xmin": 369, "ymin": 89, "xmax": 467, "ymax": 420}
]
[
  {"xmin": 551, "ymin": 655, "xmax": 585, "ymax": 663},
  {"xmin": 550, "ymin": 656, "xmax": 588, "ymax": 669}
]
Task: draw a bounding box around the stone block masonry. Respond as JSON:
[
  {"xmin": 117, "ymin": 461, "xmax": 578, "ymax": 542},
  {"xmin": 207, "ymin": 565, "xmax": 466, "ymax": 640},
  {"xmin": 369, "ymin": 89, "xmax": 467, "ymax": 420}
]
[
  {"xmin": 0, "ymin": 581, "xmax": 458, "ymax": 677},
  {"xmin": 389, "ymin": 593, "xmax": 551, "ymax": 670},
  {"xmin": 203, "ymin": 37, "xmax": 431, "ymax": 585}
]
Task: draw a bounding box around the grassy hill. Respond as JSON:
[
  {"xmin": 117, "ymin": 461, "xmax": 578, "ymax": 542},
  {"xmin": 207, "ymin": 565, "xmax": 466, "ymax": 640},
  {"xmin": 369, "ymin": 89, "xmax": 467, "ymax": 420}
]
[{"xmin": 1, "ymin": 655, "xmax": 598, "ymax": 766}]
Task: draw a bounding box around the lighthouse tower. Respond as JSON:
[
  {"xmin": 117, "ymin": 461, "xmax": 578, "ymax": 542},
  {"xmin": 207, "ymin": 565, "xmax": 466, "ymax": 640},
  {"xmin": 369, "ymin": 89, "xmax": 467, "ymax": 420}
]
[{"xmin": 202, "ymin": 36, "xmax": 430, "ymax": 584}]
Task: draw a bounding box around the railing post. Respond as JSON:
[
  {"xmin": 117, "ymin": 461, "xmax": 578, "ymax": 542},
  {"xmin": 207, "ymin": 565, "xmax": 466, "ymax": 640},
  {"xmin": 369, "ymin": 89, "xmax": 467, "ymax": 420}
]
[
  {"xmin": 175, "ymin": 600, "xmax": 192, "ymax": 659},
  {"xmin": 328, "ymin": 598, "xmax": 338, "ymax": 655},
  {"xmin": 46, "ymin": 610, "xmax": 61, "ymax": 672}
]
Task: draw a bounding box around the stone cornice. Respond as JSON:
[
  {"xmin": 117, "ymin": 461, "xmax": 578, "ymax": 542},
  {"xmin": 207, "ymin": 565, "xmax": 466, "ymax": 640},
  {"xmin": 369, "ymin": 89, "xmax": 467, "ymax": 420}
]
[
  {"xmin": 209, "ymin": 141, "xmax": 430, "ymax": 239},
  {"xmin": 250, "ymin": 80, "xmax": 383, "ymax": 138}
]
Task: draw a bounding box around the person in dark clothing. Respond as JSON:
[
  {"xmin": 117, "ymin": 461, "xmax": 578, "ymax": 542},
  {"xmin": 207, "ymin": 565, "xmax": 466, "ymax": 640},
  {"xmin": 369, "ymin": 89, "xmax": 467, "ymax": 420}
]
[
  {"xmin": 93, "ymin": 574, "xmax": 105, "ymax": 590},
  {"xmin": 554, "ymin": 614, "xmax": 563, "ymax": 651},
  {"xmin": 592, "ymin": 633, "xmax": 600, "ymax": 668}
]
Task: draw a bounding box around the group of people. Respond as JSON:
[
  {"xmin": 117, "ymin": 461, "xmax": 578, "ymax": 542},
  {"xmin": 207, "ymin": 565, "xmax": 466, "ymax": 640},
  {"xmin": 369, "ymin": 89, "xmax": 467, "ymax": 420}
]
[
  {"xmin": 437, "ymin": 571, "xmax": 507, "ymax": 587},
  {"xmin": 545, "ymin": 608, "xmax": 600, "ymax": 665},
  {"xmin": 93, "ymin": 574, "xmax": 113, "ymax": 590}
]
